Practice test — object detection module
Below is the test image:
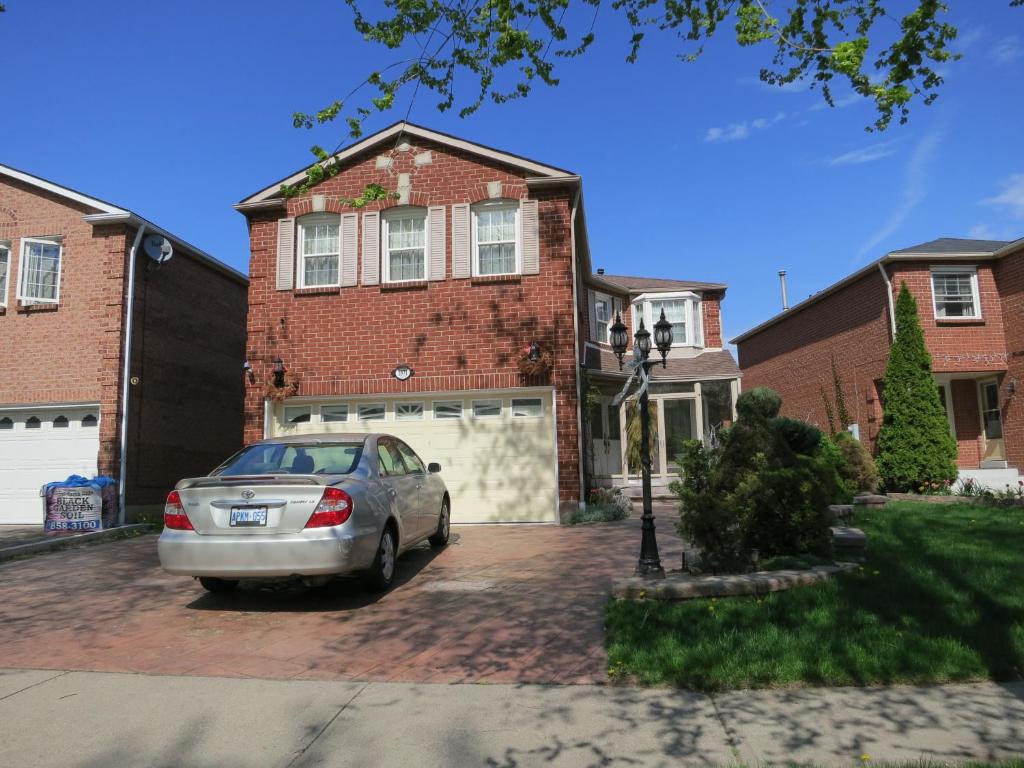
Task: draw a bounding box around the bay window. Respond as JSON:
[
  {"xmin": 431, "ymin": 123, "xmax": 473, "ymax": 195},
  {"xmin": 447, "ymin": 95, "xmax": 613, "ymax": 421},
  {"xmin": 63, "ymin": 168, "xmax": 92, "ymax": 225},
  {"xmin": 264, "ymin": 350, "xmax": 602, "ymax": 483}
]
[
  {"xmin": 383, "ymin": 208, "xmax": 427, "ymax": 282},
  {"xmin": 298, "ymin": 214, "xmax": 340, "ymax": 288},
  {"xmin": 632, "ymin": 292, "xmax": 704, "ymax": 347},
  {"xmin": 18, "ymin": 237, "xmax": 62, "ymax": 303},
  {"xmin": 473, "ymin": 201, "xmax": 519, "ymax": 276}
]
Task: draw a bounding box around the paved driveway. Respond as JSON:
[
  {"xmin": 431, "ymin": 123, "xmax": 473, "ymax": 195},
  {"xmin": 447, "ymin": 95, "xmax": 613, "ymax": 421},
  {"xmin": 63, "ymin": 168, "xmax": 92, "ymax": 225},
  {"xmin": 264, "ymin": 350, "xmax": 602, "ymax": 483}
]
[{"xmin": 0, "ymin": 509, "xmax": 684, "ymax": 685}]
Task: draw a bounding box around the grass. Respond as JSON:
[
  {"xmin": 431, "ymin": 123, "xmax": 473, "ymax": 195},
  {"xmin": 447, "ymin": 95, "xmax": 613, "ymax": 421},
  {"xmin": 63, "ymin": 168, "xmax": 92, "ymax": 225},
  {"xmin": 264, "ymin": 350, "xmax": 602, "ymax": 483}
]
[{"xmin": 606, "ymin": 501, "xmax": 1024, "ymax": 690}]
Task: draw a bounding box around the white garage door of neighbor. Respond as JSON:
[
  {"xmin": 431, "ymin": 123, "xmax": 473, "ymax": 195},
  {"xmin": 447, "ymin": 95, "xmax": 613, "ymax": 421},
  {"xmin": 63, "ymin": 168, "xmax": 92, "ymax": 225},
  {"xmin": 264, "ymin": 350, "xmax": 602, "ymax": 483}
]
[
  {"xmin": 0, "ymin": 407, "xmax": 101, "ymax": 525},
  {"xmin": 271, "ymin": 390, "xmax": 558, "ymax": 524}
]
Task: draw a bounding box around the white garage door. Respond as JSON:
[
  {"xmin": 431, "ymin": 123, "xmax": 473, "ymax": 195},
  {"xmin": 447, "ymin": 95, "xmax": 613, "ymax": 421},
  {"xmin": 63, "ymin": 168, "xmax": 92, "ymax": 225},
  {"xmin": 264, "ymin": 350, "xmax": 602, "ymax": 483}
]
[
  {"xmin": 0, "ymin": 407, "xmax": 101, "ymax": 525},
  {"xmin": 270, "ymin": 389, "xmax": 558, "ymax": 524}
]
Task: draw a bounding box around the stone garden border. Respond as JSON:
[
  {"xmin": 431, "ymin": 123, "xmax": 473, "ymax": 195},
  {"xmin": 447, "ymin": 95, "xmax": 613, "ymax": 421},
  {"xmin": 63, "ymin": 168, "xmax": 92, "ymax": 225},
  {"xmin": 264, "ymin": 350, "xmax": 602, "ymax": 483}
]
[{"xmin": 611, "ymin": 562, "xmax": 858, "ymax": 601}]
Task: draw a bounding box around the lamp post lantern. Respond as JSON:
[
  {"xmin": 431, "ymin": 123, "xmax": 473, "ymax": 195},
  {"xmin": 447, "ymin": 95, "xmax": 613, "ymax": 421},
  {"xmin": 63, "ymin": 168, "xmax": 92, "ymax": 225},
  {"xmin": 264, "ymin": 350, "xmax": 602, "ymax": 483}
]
[{"xmin": 610, "ymin": 309, "xmax": 673, "ymax": 578}]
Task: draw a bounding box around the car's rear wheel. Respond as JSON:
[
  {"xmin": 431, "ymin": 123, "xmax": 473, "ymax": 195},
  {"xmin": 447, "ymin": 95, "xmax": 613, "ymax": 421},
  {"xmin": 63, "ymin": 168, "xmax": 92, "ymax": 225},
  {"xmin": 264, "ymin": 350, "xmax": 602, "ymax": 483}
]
[
  {"xmin": 428, "ymin": 499, "xmax": 450, "ymax": 548},
  {"xmin": 199, "ymin": 577, "xmax": 239, "ymax": 593},
  {"xmin": 365, "ymin": 526, "xmax": 397, "ymax": 592}
]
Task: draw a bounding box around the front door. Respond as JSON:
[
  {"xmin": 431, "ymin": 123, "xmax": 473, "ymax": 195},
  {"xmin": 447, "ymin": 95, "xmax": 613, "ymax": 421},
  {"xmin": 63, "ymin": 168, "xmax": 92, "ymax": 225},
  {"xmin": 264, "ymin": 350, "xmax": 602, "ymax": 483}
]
[
  {"xmin": 589, "ymin": 399, "xmax": 622, "ymax": 477},
  {"xmin": 663, "ymin": 399, "xmax": 697, "ymax": 473},
  {"xmin": 980, "ymin": 380, "xmax": 1006, "ymax": 463}
]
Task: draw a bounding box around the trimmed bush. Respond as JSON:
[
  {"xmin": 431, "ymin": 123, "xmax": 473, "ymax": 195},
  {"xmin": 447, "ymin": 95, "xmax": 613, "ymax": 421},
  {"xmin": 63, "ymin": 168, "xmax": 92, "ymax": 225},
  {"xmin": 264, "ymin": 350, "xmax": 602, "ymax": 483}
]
[{"xmin": 833, "ymin": 431, "xmax": 880, "ymax": 494}]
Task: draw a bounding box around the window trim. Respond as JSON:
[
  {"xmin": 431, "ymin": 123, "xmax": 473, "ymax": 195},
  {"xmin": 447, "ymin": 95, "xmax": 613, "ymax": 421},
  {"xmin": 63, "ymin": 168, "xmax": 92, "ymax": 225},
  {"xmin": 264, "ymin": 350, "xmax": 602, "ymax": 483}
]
[
  {"xmin": 433, "ymin": 400, "xmax": 464, "ymax": 420},
  {"xmin": 632, "ymin": 291, "xmax": 704, "ymax": 348},
  {"xmin": 283, "ymin": 405, "xmax": 313, "ymax": 424},
  {"xmin": 17, "ymin": 237, "xmax": 63, "ymax": 305},
  {"xmin": 0, "ymin": 242, "xmax": 10, "ymax": 308},
  {"xmin": 296, "ymin": 213, "xmax": 342, "ymax": 289},
  {"xmin": 511, "ymin": 397, "xmax": 544, "ymax": 418},
  {"xmin": 357, "ymin": 402, "xmax": 387, "ymax": 422},
  {"xmin": 471, "ymin": 200, "xmax": 521, "ymax": 277},
  {"xmin": 381, "ymin": 207, "xmax": 429, "ymax": 284},
  {"xmin": 930, "ymin": 265, "xmax": 982, "ymax": 320},
  {"xmin": 593, "ymin": 291, "xmax": 613, "ymax": 344},
  {"xmin": 320, "ymin": 404, "xmax": 349, "ymax": 423},
  {"xmin": 472, "ymin": 398, "xmax": 503, "ymax": 418},
  {"xmin": 395, "ymin": 401, "xmax": 425, "ymax": 421}
]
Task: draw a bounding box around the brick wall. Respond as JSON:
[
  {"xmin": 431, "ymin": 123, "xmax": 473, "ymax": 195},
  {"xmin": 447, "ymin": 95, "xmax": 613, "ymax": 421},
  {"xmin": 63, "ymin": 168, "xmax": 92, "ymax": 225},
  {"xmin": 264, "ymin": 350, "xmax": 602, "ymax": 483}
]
[
  {"xmin": 702, "ymin": 293, "xmax": 723, "ymax": 348},
  {"xmin": 996, "ymin": 249, "xmax": 1024, "ymax": 469},
  {"xmin": 242, "ymin": 138, "xmax": 581, "ymax": 505},
  {"xmin": 950, "ymin": 378, "xmax": 983, "ymax": 468}
]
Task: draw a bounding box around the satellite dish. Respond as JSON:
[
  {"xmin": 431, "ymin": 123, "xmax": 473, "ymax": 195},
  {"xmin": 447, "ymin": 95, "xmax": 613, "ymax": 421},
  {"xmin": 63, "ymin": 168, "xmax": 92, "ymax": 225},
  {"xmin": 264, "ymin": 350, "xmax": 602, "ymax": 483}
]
[{"xmin": 143, "ymin": 234, "xmax": 174, "ymax": 264}]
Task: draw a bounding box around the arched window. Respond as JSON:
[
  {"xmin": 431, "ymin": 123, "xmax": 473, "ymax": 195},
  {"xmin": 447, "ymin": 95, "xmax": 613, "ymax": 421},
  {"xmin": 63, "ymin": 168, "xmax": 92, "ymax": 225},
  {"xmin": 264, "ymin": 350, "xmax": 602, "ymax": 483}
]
[
  {"xmin": 0, "ymin": 417, "xmax": 12, "ymax": 430},
  {"xmin": 53, "ymin": 415, "xmax": 69, "ymax": 428},
  {"xmin": 25, "ymin": 416, "xmax": 41, "ymax": 429},
  {"xmin": 82, "ymin": 414, "xmax": 98, "ymax": 427}
]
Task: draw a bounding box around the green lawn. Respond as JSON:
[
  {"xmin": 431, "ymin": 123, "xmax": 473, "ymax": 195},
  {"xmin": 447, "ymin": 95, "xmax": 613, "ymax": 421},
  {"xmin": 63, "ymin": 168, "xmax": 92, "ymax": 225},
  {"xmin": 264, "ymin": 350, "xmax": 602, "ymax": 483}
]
[{"xmin": 606, "ymin": 501, "xmax": 1024, "ymax": 690}]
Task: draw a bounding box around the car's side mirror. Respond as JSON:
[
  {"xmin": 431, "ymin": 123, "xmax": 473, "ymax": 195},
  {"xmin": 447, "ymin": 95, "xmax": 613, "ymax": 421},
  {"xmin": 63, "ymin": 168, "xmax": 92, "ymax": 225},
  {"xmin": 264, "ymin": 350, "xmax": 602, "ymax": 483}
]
[{"xmin": 427, "ymin": 462, "xmax": 441, "ymax": 473}]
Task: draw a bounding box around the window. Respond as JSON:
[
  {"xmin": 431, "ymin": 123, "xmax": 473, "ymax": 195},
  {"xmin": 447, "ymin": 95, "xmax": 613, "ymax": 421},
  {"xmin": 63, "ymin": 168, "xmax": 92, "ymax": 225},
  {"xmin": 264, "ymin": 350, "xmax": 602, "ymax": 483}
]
[
  {"xmin": 395, "ymin": 441, "xmax": 426, "ymax": 474},
  {"xmin": 593, "ymin": 292, "xmax": 613, "ymax": 343},
  {"xmin": 0, "ymin": 243, "xmax": 9, "ymax": 307},
  {"xmin": 18, "ymin": 238, "xmax": 62, "ymax": 303},
  {"xmin": 82, "ymin": 414, "xmax": 98, "ymax": 427},
  {"xmin": 395, "ymin": 402, "xmax": 424, "ymax": 421},
  {"xmin": 321, "ymin": 404, "xmax": 349, "ymax": 423},
  {"xmin": 53, "ymin": 415, "xmax": 69, "ymax": 428},
  {"xmin": 215, "ymin": 442, "xmax": 364, "ymax": 476},
  {"xmin": 358, "ymin": 403, "xmax": 386, "ymax": 421},
  {"xmin": 25, "ymin": 416, "xmax": 41, "ymax": 429},
  {"xmin": 376, "ymin": 440, "xmax": 407, "ymax": 475},
  {"xmin": 383, "ymin": 209, "xmax": 426, "ymax": 282},
  {"xmin": 0, "ymin": 417, "xmax": 12, "ymax": 430},
  {"xmin": 633, "ymin": 292, "xmax": 703, "ymax": 347},
  {"xmin": 931, "ymin": 266, "xmax": 981, "ymax": 319},
  {"xmin": 284, "ymin": 405, "xmax": 312, "ymax": 424},
  {"xmin": 472, "ymin": 399, "xmax": 502, "ymax": 418},
  {"xmin": 298, "ymin": 215, "xmax": 340, "ymax": 288},
  {"xmin": 511, "ymin": 398, "xmax": 543, "ymax": 418},
  {"xmin": 433, "ymin": 401, "xmax": 463, "ymax": 419},
  {"xmin": 473, "ymin": 202, "xmax": 518, "ymax": 276}
]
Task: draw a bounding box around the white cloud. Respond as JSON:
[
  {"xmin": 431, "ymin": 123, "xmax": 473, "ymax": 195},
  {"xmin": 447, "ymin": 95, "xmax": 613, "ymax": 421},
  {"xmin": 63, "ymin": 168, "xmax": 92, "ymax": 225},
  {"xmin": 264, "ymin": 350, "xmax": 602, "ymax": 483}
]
[
  {"xmin": 968, "ymin": 224, "xmax": 997, "ymax": 240},
  {"xmin": 981, "ymin": 173, "xmax": 1024, "ymax": 219},
  {"xmin": 827, "ymin": 143, "xmax": 896, "ymax": 167},
  {"xmin": 955, "ymin": 26, "xmax": 985, "ymax": 53},
  {"xmin": 704, "ymin": 112, "xmax": 786, "ymax": 143},
  {"xmin": 990, "ymin": 36, "xmax": 1023, "ymax": 64},
  {"xmin": 854, "ymin": 132, "xmax": 943, "ymax": 261}
]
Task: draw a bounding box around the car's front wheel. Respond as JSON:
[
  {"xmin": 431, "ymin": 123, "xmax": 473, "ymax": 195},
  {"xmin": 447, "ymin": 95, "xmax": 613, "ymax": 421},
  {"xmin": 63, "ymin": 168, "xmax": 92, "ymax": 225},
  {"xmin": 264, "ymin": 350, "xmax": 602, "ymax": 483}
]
[
  {"xmin": 428, "ymin": 499, "xmax": 450, "ymax": 547},
  {"xmin": 199, "ymin": 577, "xmax": 239, "ymax": 593},
  {"xmin": 365, "ymin": 526, "xmax": 397, "ymax": 592}
]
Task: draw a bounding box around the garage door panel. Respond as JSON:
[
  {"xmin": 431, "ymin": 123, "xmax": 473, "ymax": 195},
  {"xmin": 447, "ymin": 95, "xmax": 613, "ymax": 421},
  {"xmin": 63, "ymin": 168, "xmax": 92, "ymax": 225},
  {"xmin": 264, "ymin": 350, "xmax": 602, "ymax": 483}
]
[{"xmin": 273, "ymin": 391, "xmax": 558, "ymax": 523}]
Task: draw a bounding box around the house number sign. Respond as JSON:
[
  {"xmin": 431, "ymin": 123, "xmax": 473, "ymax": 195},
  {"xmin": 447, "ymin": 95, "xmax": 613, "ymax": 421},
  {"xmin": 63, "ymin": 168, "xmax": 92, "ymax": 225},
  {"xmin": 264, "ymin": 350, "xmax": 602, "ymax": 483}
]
[{"xmin": 392, "ymin": 365, "xmax": 414, "ymax": 381}]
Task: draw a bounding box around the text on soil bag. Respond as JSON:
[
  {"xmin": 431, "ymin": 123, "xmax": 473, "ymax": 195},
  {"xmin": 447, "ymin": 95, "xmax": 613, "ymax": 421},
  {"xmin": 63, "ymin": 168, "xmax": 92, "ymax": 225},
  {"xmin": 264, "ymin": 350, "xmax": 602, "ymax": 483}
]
[{"xmin": 45, "ymin": 487, "xmax": 102, "ymax": 532}]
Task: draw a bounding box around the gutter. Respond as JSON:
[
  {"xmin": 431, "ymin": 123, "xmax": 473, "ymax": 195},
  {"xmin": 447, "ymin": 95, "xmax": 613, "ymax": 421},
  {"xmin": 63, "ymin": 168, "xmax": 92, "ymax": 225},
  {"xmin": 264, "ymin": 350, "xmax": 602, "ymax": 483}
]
[
  {"xmin": 877, "ymin": 261, "xmax": 896, "ymax": 340},
  {"xmin": 568, "ymin": 185, "xmax": 585, "ymax": 508},
  {"xmin": 118, "ymin": 224, "xmax": 147, "ymax": 525}
]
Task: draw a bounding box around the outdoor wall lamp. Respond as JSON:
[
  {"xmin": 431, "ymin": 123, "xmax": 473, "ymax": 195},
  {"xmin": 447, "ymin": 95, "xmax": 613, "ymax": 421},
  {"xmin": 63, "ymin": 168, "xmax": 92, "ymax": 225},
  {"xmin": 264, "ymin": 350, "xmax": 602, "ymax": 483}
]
[
  {"xmin": 272, "ymin": 357, "xmax": 286, "ymax": 389},
  {"xmin": 528, "ymin": 341, "xmax": 542, "ymax": 363},
  {"xmin": 1010, "ymin": 379, "xmax": 1018, "ymax": 396}
]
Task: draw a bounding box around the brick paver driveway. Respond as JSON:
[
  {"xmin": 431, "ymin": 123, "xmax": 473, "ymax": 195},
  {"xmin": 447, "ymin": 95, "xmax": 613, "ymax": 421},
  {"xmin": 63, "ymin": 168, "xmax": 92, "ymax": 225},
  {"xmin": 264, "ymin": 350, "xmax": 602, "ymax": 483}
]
[{"xmin": 0, "ymin": 509, "xmax": 683, "ymax": 685}]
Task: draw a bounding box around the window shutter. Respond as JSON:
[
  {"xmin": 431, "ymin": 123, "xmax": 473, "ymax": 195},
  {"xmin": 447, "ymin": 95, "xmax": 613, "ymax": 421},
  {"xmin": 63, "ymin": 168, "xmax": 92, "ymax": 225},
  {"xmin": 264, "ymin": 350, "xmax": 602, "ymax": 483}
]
[
  {"xmin": 451, "ymin": 203, "xmax": 471, "ymax": 279},
  {"xmin": 340, "ymin": 213, "xmax": 358, "ymax": 287},
  {"xmin": 693, "ymin": 300, "xmax": 704, "ymax": 346},
  {"xmin": 276, "ymin": 218, "xmax": 295, "ymax": 291},
  {"xmin": 427, "ymin": 206, "xmax": 446, "ymax": 281},
  {"xmin": 361, "ymin": 211, "xmax": 380, "ymax": 286},
  {"xmin": 587, "ymin": 289, "xmax": 598, "ymax": 343},
  {"xmin": 521, "ymin": 199, "xmax": 539, "ymax": 275}
]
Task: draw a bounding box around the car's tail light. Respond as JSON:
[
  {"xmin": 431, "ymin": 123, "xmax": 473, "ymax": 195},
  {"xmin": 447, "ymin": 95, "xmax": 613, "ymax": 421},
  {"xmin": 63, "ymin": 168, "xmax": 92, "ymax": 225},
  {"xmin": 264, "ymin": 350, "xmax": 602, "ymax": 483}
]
[
  {"xmin": 164, "ymin": 491, "xmax": 194, "ymax": 530},
  {"xmin": 304, "ymin": 487, "xmax": 353, "ymax": 528}
]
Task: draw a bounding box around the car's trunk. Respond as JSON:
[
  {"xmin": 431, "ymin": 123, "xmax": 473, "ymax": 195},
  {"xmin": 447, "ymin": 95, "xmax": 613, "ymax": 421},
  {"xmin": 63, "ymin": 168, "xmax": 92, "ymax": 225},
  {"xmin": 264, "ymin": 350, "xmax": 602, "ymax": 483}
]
[{"xmin": 176, "ymin": 475, "xmax": 333, "ymax": 535}]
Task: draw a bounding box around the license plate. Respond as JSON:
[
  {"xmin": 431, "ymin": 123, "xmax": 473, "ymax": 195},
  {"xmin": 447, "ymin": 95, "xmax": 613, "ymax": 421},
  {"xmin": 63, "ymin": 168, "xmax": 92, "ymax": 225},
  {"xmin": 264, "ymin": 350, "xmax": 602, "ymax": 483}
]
[{"xmin": 230, "ymin": 507, "xmax": 267, "ymax": 527}]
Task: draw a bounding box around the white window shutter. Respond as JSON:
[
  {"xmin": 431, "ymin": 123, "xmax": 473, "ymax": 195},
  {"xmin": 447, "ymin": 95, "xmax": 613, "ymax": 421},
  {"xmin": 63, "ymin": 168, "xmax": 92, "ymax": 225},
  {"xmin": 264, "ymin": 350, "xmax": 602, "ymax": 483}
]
[
  {"xmin": 361, "ymin": 211, "xmax": 380, "ymax": 286},
  {"xmin": 340, "ymin": 213, "xmax": 358, "ymax": 287},
  {"xmin": 451, "ymin": 203, "xmax": 471, "ymax": 279},
  {"xmin": 521, "ymin": 199, "xmax": 539, "ymax": 275},
  {"xmin": 427, "ymin": 206, "xmax": 446, "ymax": 281},
  {"xmin": 276, "ymin": 218, "xmax": 295, "ymax": 291},
  {"xmin": 587, "ymin": 289, "xmax": 598, "ymax": 343}
]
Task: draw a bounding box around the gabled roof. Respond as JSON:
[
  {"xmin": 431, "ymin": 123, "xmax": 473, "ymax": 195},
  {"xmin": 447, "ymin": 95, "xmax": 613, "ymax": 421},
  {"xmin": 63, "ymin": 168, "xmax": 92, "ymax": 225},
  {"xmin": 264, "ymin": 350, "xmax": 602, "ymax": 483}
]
[
  {"xmin": 236, "ymin": 121, "xmax": 577, "ymax": 208},
  {"xmin": 594, "ymin": 273, "xmax": 727, "ymax": 294},
  {"xmin": 730, "ymin": 236, "xmax": 1024, "ymax": 345},
  {"xmin": 0, "ymin": 163, "xmax": 246, "ymax": 285}
]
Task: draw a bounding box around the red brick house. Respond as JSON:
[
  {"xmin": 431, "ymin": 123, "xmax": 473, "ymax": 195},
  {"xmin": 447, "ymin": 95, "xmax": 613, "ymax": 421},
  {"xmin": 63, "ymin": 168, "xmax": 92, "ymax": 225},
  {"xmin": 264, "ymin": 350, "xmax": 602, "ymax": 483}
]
[
  {"xmin": 235, "ymin": 122, "xmax": 740, "ymax": 523},
  {"xmin": 0, "ymin": 164, "xmax": 248, "ymax": 524},
  {"xmin": 733, "ymin": 237, "xmax": 1024, "ymax": 488}
]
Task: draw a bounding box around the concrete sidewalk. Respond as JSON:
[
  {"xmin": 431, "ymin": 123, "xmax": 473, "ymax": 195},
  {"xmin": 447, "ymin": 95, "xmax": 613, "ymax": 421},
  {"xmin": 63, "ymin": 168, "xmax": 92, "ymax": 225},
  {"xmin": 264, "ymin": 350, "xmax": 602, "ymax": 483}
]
[{"xmin": 2, "ymin": 669, "xmax": 1022, "ymax": 767}]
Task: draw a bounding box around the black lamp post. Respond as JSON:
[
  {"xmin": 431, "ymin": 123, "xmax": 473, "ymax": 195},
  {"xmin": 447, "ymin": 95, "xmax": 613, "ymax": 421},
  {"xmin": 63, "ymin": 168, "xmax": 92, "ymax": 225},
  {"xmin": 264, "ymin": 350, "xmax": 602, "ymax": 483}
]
[{"xmin": 610, "ymin": 309, "xmax": 674, "ymax": 578}]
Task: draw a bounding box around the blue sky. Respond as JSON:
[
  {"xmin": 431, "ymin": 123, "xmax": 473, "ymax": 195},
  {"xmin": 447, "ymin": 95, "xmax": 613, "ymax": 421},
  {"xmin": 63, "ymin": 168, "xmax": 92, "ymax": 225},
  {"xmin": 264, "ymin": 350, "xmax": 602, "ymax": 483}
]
[{"xmin": 2, "ymin": 1, "xmax": 1022, "ymax": 343}]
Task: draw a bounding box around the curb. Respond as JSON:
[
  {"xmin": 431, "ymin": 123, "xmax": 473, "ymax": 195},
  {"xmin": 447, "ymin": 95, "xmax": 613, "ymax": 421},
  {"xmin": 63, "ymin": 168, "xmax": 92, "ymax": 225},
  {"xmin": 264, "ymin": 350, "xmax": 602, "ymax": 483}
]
[{"xmin": 0, "ymin": 524, "xmax": 152, "ymax": 563}]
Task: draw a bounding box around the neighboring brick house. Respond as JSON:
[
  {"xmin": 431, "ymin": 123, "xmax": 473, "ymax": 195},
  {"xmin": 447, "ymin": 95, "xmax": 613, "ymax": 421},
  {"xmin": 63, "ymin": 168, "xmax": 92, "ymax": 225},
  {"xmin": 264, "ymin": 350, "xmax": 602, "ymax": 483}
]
[
  {"xmin": 0, "ymin": 164, "xmax": 248, "ymax": 524},
  {"xmin": 235, "ymin": 122, "xmax": 741, "ymax": 522},
  {"xmin": 733, "ymin": 237, "xmax": 1024, "ymax": 488}
]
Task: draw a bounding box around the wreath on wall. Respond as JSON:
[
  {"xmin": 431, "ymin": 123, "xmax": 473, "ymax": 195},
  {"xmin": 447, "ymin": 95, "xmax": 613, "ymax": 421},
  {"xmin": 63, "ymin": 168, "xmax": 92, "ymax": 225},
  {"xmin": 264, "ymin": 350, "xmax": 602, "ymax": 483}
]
[
  {"xmin": 263, "ymin": 370, "xmax": 300, "ymax": 401},
  {"xmin": 517, "ymin": 345, "xmax": 553, "ymax": 378}
]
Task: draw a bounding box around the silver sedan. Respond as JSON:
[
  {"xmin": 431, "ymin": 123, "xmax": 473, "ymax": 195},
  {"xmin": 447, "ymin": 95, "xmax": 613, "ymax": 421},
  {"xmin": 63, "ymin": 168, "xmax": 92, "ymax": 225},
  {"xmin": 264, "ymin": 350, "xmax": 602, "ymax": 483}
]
[{"xmin": 157, "ymin": 433, "xmax": 450, "ymax": 593}]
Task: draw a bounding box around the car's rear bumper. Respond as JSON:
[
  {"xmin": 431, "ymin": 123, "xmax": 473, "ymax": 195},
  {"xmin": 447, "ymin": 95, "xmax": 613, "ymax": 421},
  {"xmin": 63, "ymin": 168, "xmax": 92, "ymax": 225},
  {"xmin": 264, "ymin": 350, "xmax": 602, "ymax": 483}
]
[{"xmin": 157, "ymin": 526, "xmax": 379, "ymax": 578}]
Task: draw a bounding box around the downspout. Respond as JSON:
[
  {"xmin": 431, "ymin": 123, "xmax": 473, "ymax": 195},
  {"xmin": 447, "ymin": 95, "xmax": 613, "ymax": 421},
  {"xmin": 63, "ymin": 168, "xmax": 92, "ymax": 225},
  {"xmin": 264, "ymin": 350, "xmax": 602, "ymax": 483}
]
[
  {"xmin": 877, "ymin": 261, "xmax": 896, "ymax": 340},
  {"xmin": 568, "ymin": 185, "xmax": 584, "ymax": 514},
  {"xmin": 118, "ymin": 224, "xmax": 147, "ymax": 525}
]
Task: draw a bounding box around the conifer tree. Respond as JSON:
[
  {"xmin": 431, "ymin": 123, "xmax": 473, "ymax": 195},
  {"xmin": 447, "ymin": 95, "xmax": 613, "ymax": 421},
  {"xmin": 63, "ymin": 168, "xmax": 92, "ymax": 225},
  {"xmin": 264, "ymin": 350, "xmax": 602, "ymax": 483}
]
[{"xmin": 876, "ymin": 283, "xmax": 958, "ymax": 491}]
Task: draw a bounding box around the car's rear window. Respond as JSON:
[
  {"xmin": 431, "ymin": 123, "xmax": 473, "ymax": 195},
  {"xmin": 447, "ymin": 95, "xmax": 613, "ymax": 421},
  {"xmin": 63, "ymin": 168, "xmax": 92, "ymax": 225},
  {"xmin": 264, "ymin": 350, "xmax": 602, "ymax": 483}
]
[{"xmin": 214, "ymin": 443, "xmax": 364, "ymax": 476}]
